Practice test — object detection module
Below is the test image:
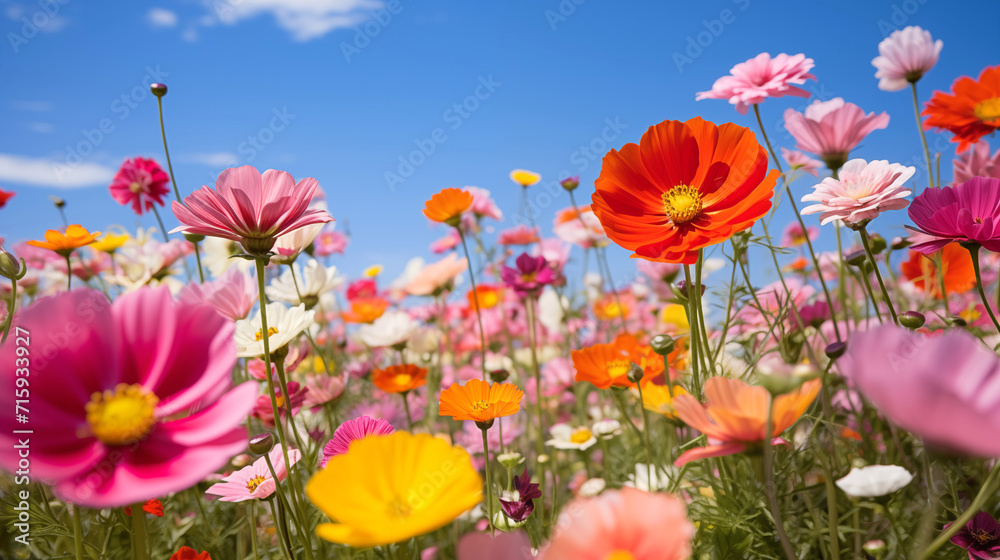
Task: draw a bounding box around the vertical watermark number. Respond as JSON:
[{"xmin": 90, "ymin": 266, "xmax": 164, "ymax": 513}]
[{"xmin": 13, "ymin": 326, "xmax": 32, "ymax": 547}]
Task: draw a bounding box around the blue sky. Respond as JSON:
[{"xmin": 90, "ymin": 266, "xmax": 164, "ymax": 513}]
[{"xmin": 1, "ymin": 0, "xmax": 998, "ymax": 284}]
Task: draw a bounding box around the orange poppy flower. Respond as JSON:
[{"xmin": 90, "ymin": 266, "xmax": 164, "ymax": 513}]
[
  {"xmin": 423, "ymin": 188, "xmax": 474, "ymax": 227},
  {"xmin": 571, "ymin": 333, "xmax": 663, "ymax": 389},
  {"xmin": 438, "ymin": 379, "xmax": 524, "ymax": 424},
  {"xmin": 591, "ymin": 117, "xmax": 779, "ymax": 265},
  {"xmin": 170, "ymin": 547, "xmax": 211, "ymax": 560},
  {"xmin": 467, "ymin": 284, "xmax": 504, "ymax": 310},
  {"xmin": 672, "ymin": 377, "xmax": 820, "ymax": 466},
  {"xmin": 372, "ymin": 364, "xmax": 428, "ymax": 394},
  {"xmin": 784, "ymin": 256, "xmax": 810, "ymax": 272},
  {"xmin": 922, "ymin": 65, "xmax": 1000, "ymax": 153},
  {"xmin": 341, "ymin": 297, "xmax": 389, "ymax": 323},
  {"xmin": 554, "ymin": 204, "xmax": 592, "ymax": 225},
  {"xmin": 900, "ymin": 244, "xmax": 976, "ymax": 299},
  {"xmin": 27, "ymin": 224, "xmax": 101, "ymax": 257}
]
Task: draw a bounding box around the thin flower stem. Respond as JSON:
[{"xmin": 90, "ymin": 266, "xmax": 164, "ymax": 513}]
[
  {"xmin": 248, "ymin": 502, "xmax": 260, "ymax": 560},
  {"xmin": 481, "ymin": 427, "xmax": 496, "ymax": 537},
  {"xmin": 192, "ymin": 241, "xmax": 205, "ymax": 283},
  {"xmin": 568, "ymin": 189, "xmax": 627, "ymax": 334},
  {"xmin": 611, "ymin": 389, "xmax": 642, "ymax": 439},
  {"xmin": 72, "ymin": 504, "xmax": 84, "ymax": 560},
  {"xmin": 526, "ymin": 297, "xmax": 546, "ymax": 459},
  {"xmin": 401, "ymin": 392, "xmax": 414, "ymax": 430},
  {"xmin": 933, "ymin": 253, "xmax": 950, "ymax": 316},
  {"xmin": 762, "ymin": 399, "xmax": 797, "ymax": 560},
  {"xmin": 635, "ymin": 383, "xmax": 654, "ymax": 486},
  {"xmin": 65, "ymin": 254, "xmax": 72, "ymax": 291},
  {"xmin": 1, "ymin": 274, "xmax": 17, "ymax": 343},
  {"xmin": 458, "ymin": 228, "xmax": 488, "ymax": 381},
  {"xmin": 130, "ymin": 502, "xmax": 150, "ymax": 560},
  {"xmin": 266, "ymin": 498, "xmax": 295, "ymax": 560},
  {"xmin": 694, "ymin": 251, "xmax": 716, "ymax": 375},
  {"xmin": 156, "ymin": 96, "xmax": 183, "ymax": 202},
  {"xmin": 853, "ymin": 267, "xmax": 885, "ymax": 324},
  {"xmin": 910, "ymin": 81, "xmax": 934, "ymax": 192},
  {"xmin": 711, "ymin": 244, "xmax": 740, "ymax": 364},
  {"xmin": 683, "ymin": 265, "xmax": 705, "ymax": 396},
  {"xmin": 966, "ymin": 243, "xmax": 1000, "ymax": 333},
  {"xmin": 859, "ymin": 226, "xmax": 898, "ymax": 324},
  {"xmin": 919, "ymin": 461, "xmax": 1000, "ymax": 559},
  {"xmin": 151, "ymin": 203, "xmax": 193, "ymax": 281}
]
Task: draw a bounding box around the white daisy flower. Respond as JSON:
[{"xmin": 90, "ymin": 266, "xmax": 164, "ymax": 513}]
[
  {"xmin": 266, "ymin": 259, "xmax": 342, "ymax": 306},
  {"xmin": 546, "ymin": 423, "xmax": 597, "ymax": 451},
  {"xmin": 357, "ymin": 309, "xmax": 418, "ymax": 348},
  {"xmin": 235, "ymin": 302, "xmax": 315, "ymax": 358},
  {"xmin": 835, "ymin": 465, "xmax": 914, "ymax": 499}
]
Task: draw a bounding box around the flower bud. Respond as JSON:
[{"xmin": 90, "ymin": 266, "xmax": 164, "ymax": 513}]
[
  {"xmin": 863, "ymin": 540, "xmax": 886, "ymax": 558},
  {"xmin": 497, "ymin": 452, "xmax": 525, "ymax": 469},
  {"xmin": 898, "ymin": 311, "xmax": 925, "ymax": 330},
  {"xmin": 676, "ymin": 280, "xmax": 705, "ymax": 296},
  {"xmin": 845, "ymin": 250, "xmax": 867, "ymax": 267},
  {"xmin": 868, "ymin": 233, "xmax": 887, "ymax": 255},
  {"xmin": 183, "ymin": 233, "xmax": 205, "ymax": 244},
  {"xmin": 475, "ymin": 419, "xmax": 495, "ymax": 431},
  {"xmin": 891, "ymin": 236, "xmax": 911, "ymax": 251},
  {"xmin": 627, "ymin": 362, "xmax": 644, "ymax": 384},
  {"xmin": 650, "ymin": 334, "xmax": 676, "ymax": 356},
  {"xmin": 560, "ymin": 176, "xmax": 580, "ymax": 191},
  {"xmin": 0, "ymin": 247, "xmax": 22, "ymax": 280},
  {"xmin": 490, "ymin": 369, "xmax": 510, "ymax": 383},
  {"xmin": 946, "ymin": 315, "xmax": 967, "ymax": 327},
  {"xmin": 150, "ymin": 83, "xmax": 168, "ymax": 97},
  {"xmin": 248, "ymin": 433, "xmax": 274, "ymax": 455},
  {"xmin": 825, "ymin": 341, "xmax": 847, "ymax": 360},
  {"xmin": 48, "ymin": 195, "xmax": 66, "ymax": 209}
]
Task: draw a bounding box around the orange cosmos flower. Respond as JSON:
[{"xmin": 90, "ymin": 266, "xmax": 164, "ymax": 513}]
[
  {"xmin": 900, "ymin": 244, "xmax": 976, "ymax": 299},
  {"xmin": 672, "ymin": 377, "xmax": 820, "ymax": 466},
  {"xmin": 467, "ymin": 284, "xmax": 504, "ymax": 310},
  {"xmin": 372, "ymin": 364, "xmax": 428, "ymax": 394},
  {"xmin": 571, "ymin": 333, "xmax": 663, "ymax": 389},
  {"xmin": 922, "ymin": 65, "xmax": 1000, "ymax": 153},
  {"xmin": 591, "ymin": 117, "xmax": 779, "ymax": 265},
  {"xmin": 423, "ymin": 188, "xmax": 474, "ymax": 227},
  {"xmin": 27, "ymin": 224, "xmax": 101, "ymax": 257},
  {"xmin": 341, "ymin": 297, "xmax": 389, "ymax": 323},
  {"xmin": 438, "ymin": 379, "xmax": 524, "ymax": 424}
]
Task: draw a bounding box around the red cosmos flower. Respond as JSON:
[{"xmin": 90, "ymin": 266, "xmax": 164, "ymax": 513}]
[
  {"xmin": 170, "ymin": 547, "xmax": 211, "ymax": 560},
  {"xmin": 109, "ymin": 157, "xmax": 170, "ymax": 215},
  {"xmin": 591, "ymin": 117, "xmax": 778, "ymax": 265},
  {"xmin": 0, "ymin": 187, "xmax": 15, "ymax": 209},
  {"xmin": 124, "ymin": 498, "xmax": 164, "ymax": 517},
  {"xmin": 923, "ymin": 65, "xmax": 1000, "ymax": 153}
]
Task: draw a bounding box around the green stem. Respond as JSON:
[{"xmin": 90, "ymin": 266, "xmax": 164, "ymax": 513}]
[
  {"xmin": 911, "ymin": 81, "xmax": 934, "ymax": 192},
  {"xmin": 919, "ymin": 461, "xmax": 1000, "ymax": 559},
  {"xmin": 156, "ymin": 95, "xmax": 183, "ymax": 202},
  {"xmin": 481, "ymin": 427, "xmax": 496, "ymax": 537},
  {"xmin": 635, "ymin": 383, "xmax": 654, "ymax": 486},
  {"xmin": 130, "ymin": 502, "xmax": 149, "ymax": 560},
  {"xmin": 401, "ymin": 392, "xmax": 414, "ymax": 430},
  {"xmin": 192, "ymin": 241, "xmax": 206, "ymax": 283},
  {"xmin": 762, "ymin": 399, "xmax": 797, "ymax": 560},
  {"xmin": 266, "ymin": 498, "xmax": 295, "ymax": 560},
  {"xmin": 65, "ymin": 254, "xmax": 73, "ymax": 291},
  {"xmin": 526, "ymin": 297, "xmax": 546, "ymax": 460},
  {"xmin": 248, "ymin": 502, "xmax": 260, "ymax": 560},
  {"xmin": 859, "ymin": 226, "xmax": 898, "ymax": 324},
  {"xmin": 966, "ymin": 243, "xmax": 1000, "ymax": 333},
  {"xmin": 458, "ymin": 229, "xmax": 488, "ymax": 381},
  {"xmin": 72, "ymin": 504, "xmax": 84, "ymax": 560}
]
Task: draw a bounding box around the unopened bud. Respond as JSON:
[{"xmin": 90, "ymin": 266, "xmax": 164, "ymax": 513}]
[
  {"xmin": 650, "ymin": 334, "xmax": 676, "ymax": 356},
  {"xmin": 560, "ymin": 176, "xmax": 580, "ymax": 191},
  {"xmin": 946, "ymin": 315, "xmax": 967, "ymax": 327},
  {"xmin": 183, "ymin": 233, "xmax": 205, "ymax": 244},
  {"xmin": 48, "ymin": 195, "xmax": 65, "ymax": 209},
  {"xmin": 248, "ymin": 433, "xmax": 274, "ymax": 455},
  {"xmin": 868, "ymin": 234, "xmax": 887, "ymax": 255},
  {"xmin": 899, "ymin": 311, "xmax": 925, "ymax": 329},
  {"xmin": 475, "ymin": 419, "xmax": 495, "ymax": 431},
  {"xmin": 490, "ymin": 369, "xmax": 510, "ymax": 383},
  {"xmin": 0, "ymin": 248, "xmax": 22, "ymax": 280},
  {"xmin": 497, "ymin": 452, "xmax": 524, "ymax": 469},
  {"xmin": 891, "ymin": 237, "xmax": 911, "ymax": 251},
  {"xmin": 150, "ymin": 83, "xmax": 168, "ymax": 97},
  {"xmin": 845, "ymin": 250, "xmax": 867, "ymax": 267},
  {"xmin": 627, "ymin": 362, "xmax": 644, "ymax": 383},
  {"xmin": 825, "ymin": 341, "xmax": 847, "ymax": 360},
  {"xmin": 676, "ymin": 280, "xmax": 705, "ymax": 296}
]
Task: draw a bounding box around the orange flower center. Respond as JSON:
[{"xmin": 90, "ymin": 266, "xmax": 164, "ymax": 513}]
[
  {"xmin": 974, "ymin": 97, "xmax": 1000, "ymax": 122},
  {"xmin": 471, "ymin": 399, "xmax": 491, "ymax": 412},
  {"xmin": 246, "ymin": 475, "xmax": 266, "ymax": 494},
  {"xmin": 255, "ymin": 326, "xmax": 279, "ymax": 342},
  {"xmin": 85, "ymin": 383, "xmax": 158, "ymax": 445},
  {"xmin": 570, "ymin": 428, "xmax": 593, "ymax": 444},
  {"xmin": 662, "ymin": 185, "xmax": 703, "ymax": 225},
  {"xmin": 605, "ymin": 359, "xmax": 630, "ymax": 380},
  {"xmin": 605, "ymin": 551, "xmax": 635, "ymax": 560}
]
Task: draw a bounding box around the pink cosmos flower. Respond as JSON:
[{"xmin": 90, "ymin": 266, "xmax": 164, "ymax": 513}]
[
  {"xmin": 178, "ymin": 267, "xmax": 258, "ymax": 321},
  {"xmin": 783, "ymin": 98, "xmax": 890, "ymax": 170},
  {"xmin": 498, "ymin": 225, "xmax": 541, "ymax": 246},
  {"xmin": 405, "ymin": 253, "xmax": 468, "ymax": 296},
  {"xmin": 0, "ymin": 287, "xmax": 257, "ymax": 507},
  {"xmin": 464, "ymin": 186, "xmax": 503, "ymax": 221},
  {"xmin": 205, "ymin": 446, "xmax": 302, "ymax": 502},
  {"xmin": 501, "ymin": 253, "xmax": 556, "ymax": 298},
  {"xmin": 457, "ymin": 532, "xmax": 532, "ymax": 560},
  {"xmin": 953, "ymin": 142, "xmax": 1000, "ymax": 184},
  {"xmin": 696, "ymin": 52, "xmax": 816, "ymax": 115},
  {"xmin": 839, "ymin": 324, "xmax": 1000, "ymax": 457},
  {"xmin": 801, "ymin": 159, "xmax": 914, "ymax": 226},
  {"xmin": 109, "ymin": 157, "xmax": 171, "ymax": 215},
  {"xmin": 303, "ymin": 373, "xmax": 347, "ymax": 410},
  {"xmin": 252, "ymin": 381, "xmax": 307, "ymax": 428},
  {"xmin": 781, "ymin": 221, "xmax": 819, "ymax": 247},
  {"xmin": 906, "ymin": 177, "xmax": 1000, "ymax": 254},
  {"xmin": 430, "ymin": 229, "xmax": 461, "ymax": 253},
  {"xmin": 872, "ymin": 26, "xmax": 943, "ymax": 92},
  {"xmin": 272, "ymin": 222, "xmax": 324, "ymax": 265},
  {"xmin": 319, "ymin": 416, "xmax": 395, "ymax": 467},
  {"xmin": 171, "ymin": 165, "xmax": 333, "ymax": 255},
  {"xmin": 539, "ymin": 488, "xmax": 694, "ymax": 560},
  {"xmin": 780, "ymin": 147, "xmax": 822, "ymax": 176},
  {"xmin": 313, "ymin": 227, "xmax": 349, "ymax": 257},
  {"xmin": 532, "ymin": 238, "xmax": 571, "ymax": 270}
]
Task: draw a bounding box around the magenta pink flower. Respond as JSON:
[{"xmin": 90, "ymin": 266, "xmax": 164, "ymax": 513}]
[
  {"xmin": 906, "ymin": 177, "xmax": 1000, "ymax": 254},
  {"xmin": 0, "ymin": 287, "xmax": 257, "ymax": 507},
  {"xmin": 780, "ymin": 148, "xmax": 822, "ymax": 176},
  {"xmin": 872, "ymin": 26, "xmax": 943, "ymax": 92},
  {"xmin": 252, "ymin": 381, "xmax": 307, "ymax": 428},
  {"xmin": 178, "ymin": 267, "xmax": 257, "ymax": 321},
  {"xmin": 840, "ymin": 324, "xmax": 1000, "ymax": 457},
  {"xmin": 109, "ymin": 157, "xmax": 171, "ymax": 215},
  {"xmin": 801, "ymin": 159, "xmax": 914, "ymax": 226},
  {"xmin": 783, "ymin": 98, "xmax": 890, "ymax": 170},
  {"xmin": 171, "ymin": 165, "xmax": 333, "ymax": 255},
  {"xmin": 696, "ymin": 52, "xmax": 816, "ymax": 114},
  {"xmin": 205, "ymin": 446, "xmax": 301, "ymax": 502},
  {"xmin": 320, "ymin": 416, "xmax": 394, "ymax": 467},
  {"xmin": 501, "ymin": 253, "xmax": 556, "ymax": 298},
  {"xmin": 954, "ymin": 142, "xmax": 1000, "ymax": 184}
]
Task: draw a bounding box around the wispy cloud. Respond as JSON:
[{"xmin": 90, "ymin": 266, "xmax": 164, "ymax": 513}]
[
  {"xmin": 5, "ymin": 2, "xmax": 68, "ymax": 32},
  {"xmin": 178, "ymin": 152, "xmax": 239, "ymax": 166},
  {"xmin": 200, "ymin": 0, "xmax": 382, "ymax": 42},
  {"xmin": 147, "ymin": 8, "xmax": 178, "ymax": 28},
  {"xmin": 23, "ymin": 122, "xmax": 53, "ymax": 133},
  {"xmin": 10, "ymin": 100, "xmax": 52, "ymax": 112},
  {"xmin": 0, "ymin": 154, "xmax": 114, "ymax": 189}
]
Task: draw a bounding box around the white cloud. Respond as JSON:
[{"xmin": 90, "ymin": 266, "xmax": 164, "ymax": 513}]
[
  {"xmin": 203, "ymin": 0, "xmax": 381, "ymax": 41},
  {"xmin": 10, "ymin": 100, "xmax": 52, "ymax": 112},
  {"xmin": 147, "ymin": 8, "xmax": 178, "ymax": 28},
  {"xmin": 179, "ymin": 152, "xmax": 239, "ymax": 166},
  {"xmin": 181, "ymin": 27, "xmax": 199, "ymax": 42},
  {"xmin": 23, "ymin": 122, "xmax": 53, "ymax": 133},
  {"xmin": 0, "ymin": 154, "xmax": 115, "ymax": 189}
]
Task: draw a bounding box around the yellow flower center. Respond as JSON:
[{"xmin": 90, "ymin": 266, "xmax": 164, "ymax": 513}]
[
  {"xmin": 387, "ymin": 498, "xmax": 413, "ymax": 519},
  {"xmin": 393, "ymin": 374, "xmax": 413, "ymax": 387},
  {"xmin": 480, "ymin": 291, "xmax": 499, "ymax": 308},
  {"xmin": 255, "ymin": 326, "xmax": 279, "ymax": 342},
  {"xmin": 129, "ymin": 181, "xmax": 143, "ymax": 193},
  {"xmin": 662, "ymin": 185, "xmax": 703, "ymax": 225},
  {"xmin": 606, "ymin": 359, "xmax": 630, "ymax": 380},
  {"xmin": 972, "ymin": 528, "xmax": 995, "ymax": 544},
  {"xmin": 471, "ymin": 399, "xmax": 491, "ymax": 412},
  {"xmin": 960, "ymin": 307, "xmax": 982, "ymax": 323},
  {"xmin": 601, "ymin": 302, "xmax": 623, "ymax": 318},
  {"xmin": 85, "ymin": 384, "xmax": 159, "ymax": 446},
  {"xmin": 605, "ymin": 551, "xmax": 635, "ymax": 560},
  {"xmin": 570, "ymin": 428, "xmax": 593, "ymax": 444},
  {"xmin": 246, "ymin": 475, "xmax": 267, "ymax": 494},
  {"xmin": 974, "ymin": 97, "xmax": 1000, "ymax": 122}
]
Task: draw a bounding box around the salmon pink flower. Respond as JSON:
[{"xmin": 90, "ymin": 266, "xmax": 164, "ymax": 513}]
[
  {"xmin": 784, "ymin": 98, "xmax": 890, "ymax": 170},
  {"xmin": 781, "ymin": 148, "xmax": 822, "ymax": 176},
  {"xmin": 954, "ymin": 142, "xmax": 1000, "ymax": 184},
  {"xmin": 319, "ymin": 416, "xmax": 394, "ymax": 467},
  {"xmin": 696, "ymin": 52, "xmax": 816, "ymax": 114},
  {"xmin": 871, "ymin": 26, "xmax": 943, "ymax": 91},
  {"xmin": 0, "ymin": 287, "xmax": 257, "ymax": 507},
  {"xmin": 497, "ymin": 224, "xmax": 540, "ymax": 246},
  {"xmin": 801, "ymin": 158, "xmax": 914, "ymax": 226},
  {"xmin": 109, "ymin": 157, "xmax": 171, "ymax": 215},
  {"xmin": 171, "ymin": 165, "xmax": 333, "ymax": 256},
  {"xmin": 906, "ymin": 177, "xmax": 1000, "ymax": 254},
  {"xmin": 205, "ymin": 446, "xmax": 301, "ymax": 501},
  {"xmin": 405, "ymin": 253, "xmax": 468, "ymax": 296}
]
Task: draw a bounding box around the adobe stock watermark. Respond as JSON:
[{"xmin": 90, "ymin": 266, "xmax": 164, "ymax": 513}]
[
  {"xmin": 672, "ymin": 0, "xmax": 751, "ymax": 73},
  {"xmin": 544, "ymin": 0, "xmax": 588, "ymax": 31},
  {"xmin": 7, "ymin": 0, "xmax": 70, "ymax": 53},
  {"xmin": 876, "ymin": 0, "xmax": 930, "ymax": 37},
  {"xmin": 383, "ymin": 75, "xmax": 501, "ymax": 191},
  {"xmin": 51, "ymin": 66, "xmax": 170, "ymax": 182},
  {"xmin": 340, "ymin": 0, "xmax": 405, "ymax": 63},
  {"xmin": 203, "ymin": 107, "xmax": 295, "ymax": 183}
]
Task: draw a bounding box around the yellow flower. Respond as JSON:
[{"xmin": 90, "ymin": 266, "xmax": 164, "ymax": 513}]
[
  {"xmin": 641, "ymin": 383, "xmax": 688, "ymax": 419},
  {"xmin": 90, "ymin": 232, "xmax": 130, "ymax": 253},
  {"xmin": 659, "ymin": 303, "xmax": 690, "ymax": 334},
  {"xmin": 509, "ymin": 169, "xmax": 541, "ymax": 187},
  {"xmin": 363, "ymin": 264, "xmax": 383, "ymax": 278},
  {"xmin": 306, "ymin": 432, "xmax": 482, "ymax": 547}
]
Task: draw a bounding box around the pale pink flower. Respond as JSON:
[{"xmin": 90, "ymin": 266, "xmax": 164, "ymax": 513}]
[
  {"xmin": 430, "ymin": 230, "xmax": 460, "ymax": 253},
  {"xmin": 171, "ymin": 165, "xmax": 333, "ymax": 255},
  {"xmin": 696, "ymin": 52, "xmax": 816, "ymax": 114},
  {"xmin": 532, "ymin": 238, "xmax": 571, "ymax": 269},
  {"xmin": 781, "ymin": 147, "xmax": 822, "ymax": 176},
  {"xmin": 313, "ymin": 226, "xmax": 349, "ymax": 256},
  {"xmin": 205, "ymin": 447, "xmax": 302, "ymax": 502},
  {"xmin": 303, "ymin": 373, "xmax": 347, "ymax": 409},
  {"xmin": 464, "ymin": 186, "xmax": 503, "ymax": 221},
  {"xmin": 783, "ymin": 98, "xmax": 890, "ymax": 169},
  {"xmin": 178, "ymin": 267, "xmax": 258, "ymax": 321},
  {"xmin": 320, "ymin": 416, "xmax": 395, "ymax": 467},
  {"xmin": 539, "ymin": 488, "xmax": 694, "ymax": 560},
  {"xmin": 405, "ymin": 253, "xmax": 468, "ymax": 296},
  {"xmin": 801, "ymin": 159, "xmax": 914, "ymax": 226},
  {"xmin": 272, "ymin": 222, "xmax": 324, "ymax": 265},
  {"xmin": 872, "ymin": 26, "xmax": 943, "ymax": 92},
  {"xmin": 953, "ymin": 141, "xmax": 1000, "ymax": 184}
]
